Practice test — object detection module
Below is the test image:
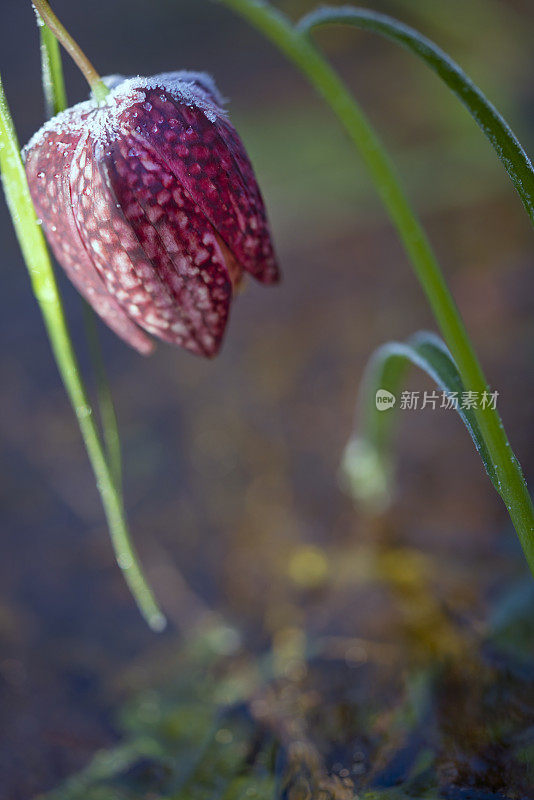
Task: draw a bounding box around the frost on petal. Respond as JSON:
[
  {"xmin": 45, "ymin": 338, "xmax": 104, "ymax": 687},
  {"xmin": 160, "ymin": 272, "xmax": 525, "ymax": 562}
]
[
  {"xmin": 23, "ymin": 70, "xmax": 280, "ymax": 358},
  {"xmin": 24, "ymin": 104, "xmax": 154, "ymax": 355},
  {"xmin": 113, "ymin": 81, "xmax": 280, "ymax": 285},
  {"xmin": 151, "ymin": 71, "xmax": 227, "ymax": 109}
]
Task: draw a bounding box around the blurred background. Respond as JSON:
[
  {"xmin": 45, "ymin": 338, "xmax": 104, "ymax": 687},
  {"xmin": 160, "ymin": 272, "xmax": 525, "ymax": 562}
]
[{"xmin": 0, "ymin": 1, "xmax": 533, "ymax": 797}]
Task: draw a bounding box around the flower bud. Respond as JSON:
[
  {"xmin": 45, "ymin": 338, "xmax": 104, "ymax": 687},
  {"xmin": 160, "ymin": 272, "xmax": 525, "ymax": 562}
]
[{"xmin": 24, "ymin": 72, "xmax": 279, "ymax": 356}]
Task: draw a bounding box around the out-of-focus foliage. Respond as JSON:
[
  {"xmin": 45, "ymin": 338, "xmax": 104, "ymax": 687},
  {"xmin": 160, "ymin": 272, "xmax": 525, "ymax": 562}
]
[{"xmin": 44, "ymin": 570, "xmax": 534, "ymax": 800}]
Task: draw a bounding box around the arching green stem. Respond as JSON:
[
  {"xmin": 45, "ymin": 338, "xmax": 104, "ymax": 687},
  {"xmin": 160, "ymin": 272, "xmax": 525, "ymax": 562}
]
[
  {"xmin": 342, "ymin": 332, "xmax": 498, "ymax": 512},
  {"xmin": 0, "ymin": 75, "xmax": 165, "ymax": 630},
  {"xmin": 298, "ymin": 6, "xmax": 534, "ymax": 226},
  {"xmin": 32, "ymin": 0, "xmax": 109, "ymax": 102},
  {"xmin": 212, "ymin": 0, "xmax": 534, "ymax": 572},
  {"xmin": 28, "ymin": 19, "xmax": 163, "ymax": 626},
  {"xmin": 38, "ymin": 21, "xmax": 124, "ymax": 497}
]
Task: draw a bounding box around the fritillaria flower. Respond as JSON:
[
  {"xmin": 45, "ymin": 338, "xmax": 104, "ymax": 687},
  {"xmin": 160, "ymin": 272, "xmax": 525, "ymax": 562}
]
[{"xmin": 24, "ymin": 71, "xmax": 279, "ymax": 357}]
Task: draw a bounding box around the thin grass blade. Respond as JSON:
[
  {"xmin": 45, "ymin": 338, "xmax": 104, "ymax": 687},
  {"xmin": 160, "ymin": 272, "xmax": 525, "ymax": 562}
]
[{"xmin": 298, "ymin": 6, "xmax": 534, "ymax": 226}]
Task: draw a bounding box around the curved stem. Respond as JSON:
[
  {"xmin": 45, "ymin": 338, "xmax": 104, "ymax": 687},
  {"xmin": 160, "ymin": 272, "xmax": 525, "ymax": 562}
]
[
  {"xmin": 31, "ymin": 20, "xmax": 162, "ymax": 627},
  {"xmin": 342, "ymin": 332, "xmax": 499, "ymax": 512},
  {"xmin": 39, "ymin": 24, "xmax": 123, "ymax": 493},
  {"xmin": 297, "ymin": 6, "xmax": 534, "ymax": 226},
  {"xmin": 213, "ymin": 0, "xmax": 534, "ymax": 571},
  {"xmin": 38, "ymin": 22, "xmax": 124, "ymax": 502},
  {"xmin": 32, "ymin": 1, "xmax": 109, "ymax": 102},
  {"xmin": 0, "ymin": 75, "xmax": 165, "ymax": 631}
]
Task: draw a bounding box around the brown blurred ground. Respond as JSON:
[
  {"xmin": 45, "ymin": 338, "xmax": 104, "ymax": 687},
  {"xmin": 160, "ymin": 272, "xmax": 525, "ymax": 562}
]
[{"xmin": 0, "ymin": 0, "xmax": 533, "ymax": 797}]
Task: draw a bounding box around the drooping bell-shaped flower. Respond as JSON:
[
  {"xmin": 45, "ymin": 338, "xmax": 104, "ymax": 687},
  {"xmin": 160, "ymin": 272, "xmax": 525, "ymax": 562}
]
[{"xmin": 24, "ymin": 72, "xmax": 279, "ymax": 357}]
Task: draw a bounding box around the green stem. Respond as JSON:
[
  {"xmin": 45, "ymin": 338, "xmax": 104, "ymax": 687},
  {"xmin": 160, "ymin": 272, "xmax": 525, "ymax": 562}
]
[
  {"xmin": 32, "ymin": 0, "xmax": 109, "ymax": 102},
  {"xmin": 37, "ymin": 15, "xmax": 67, "ymax": 117},
  {"xmin": 38, "ymin": 20, "xmax": 124, "ymax": 500},
  {"xmin": 82, "ymin": 302, "xmax": 123, "ymax": 494},
  {"xmin": 297, "ymin": 6, "xmax": 534, "ymax": 226},
  {"xmin": 0, "ymin": 76, "xmax": 165, "ymax": 630},
  {"xmin": 213, "ymin": 0, "xmax": 534, "ymax": 571},
  {"xmin": 34, "ymin": 18, "xmax": 161, "ymax": 626}
]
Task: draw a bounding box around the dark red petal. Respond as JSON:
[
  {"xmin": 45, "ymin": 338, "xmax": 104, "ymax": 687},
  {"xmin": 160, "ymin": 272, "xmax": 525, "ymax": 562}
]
[
  {"xmin": 213, "ymin": 116, "xmax": 280, "ymax": 284},
  {"xmin": 119, "ymin": 84, "xmax": 280, "ymax": 285},
  {"xmin": 24, "ymin": 72, "xmax": 280, "ymax": 359},
  {"xmin": 24, "ymin": 106, "xmax": 154, "ymax": 356},
  {"xmin": 102, "ymin": 133, "xmax": 233, "ymax": 357},
  {"xmin": 68, "ymin": 128, "xmax": 217, "ymax": 357}
]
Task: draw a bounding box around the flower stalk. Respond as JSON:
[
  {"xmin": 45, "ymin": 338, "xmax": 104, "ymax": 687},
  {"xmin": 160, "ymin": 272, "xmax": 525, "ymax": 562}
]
[
  {"xmin": 38, "ymin": 20, "xmax": 124, "ymax": 496},
  {"xmin": 212, "ymin": 0, "xmax": 534, "ymax": 572},
  {"xmin": 38, "ymin": 15, "xmax": 67, "ymax": 117},
  {"xmin": 18, "ymin": 4, "xmax": 277, "ymax": 625},
  {"xmin": 0, "ymin": 11, "xmax": 167, "ymax": 629},
  {"xmin": 32, "ymin": 0, "xmax": 109, "ymax": 102},
  {"xmin": 0, "ymin": 76, "xmax": 165, "ymax": 629}
]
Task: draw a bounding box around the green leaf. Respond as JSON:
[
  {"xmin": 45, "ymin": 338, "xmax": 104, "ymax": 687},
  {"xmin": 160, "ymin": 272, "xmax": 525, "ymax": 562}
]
[
  {"xmin": 341, "ymin": 331, "xmax": 498, "ymax": 511},
  {"xmin": 43, "ymin": 627, "xmax": 277, "ymax": 800},
  {"xmin": 297, "ymin": 6, "xmax": 534, "ymax": 226}
]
